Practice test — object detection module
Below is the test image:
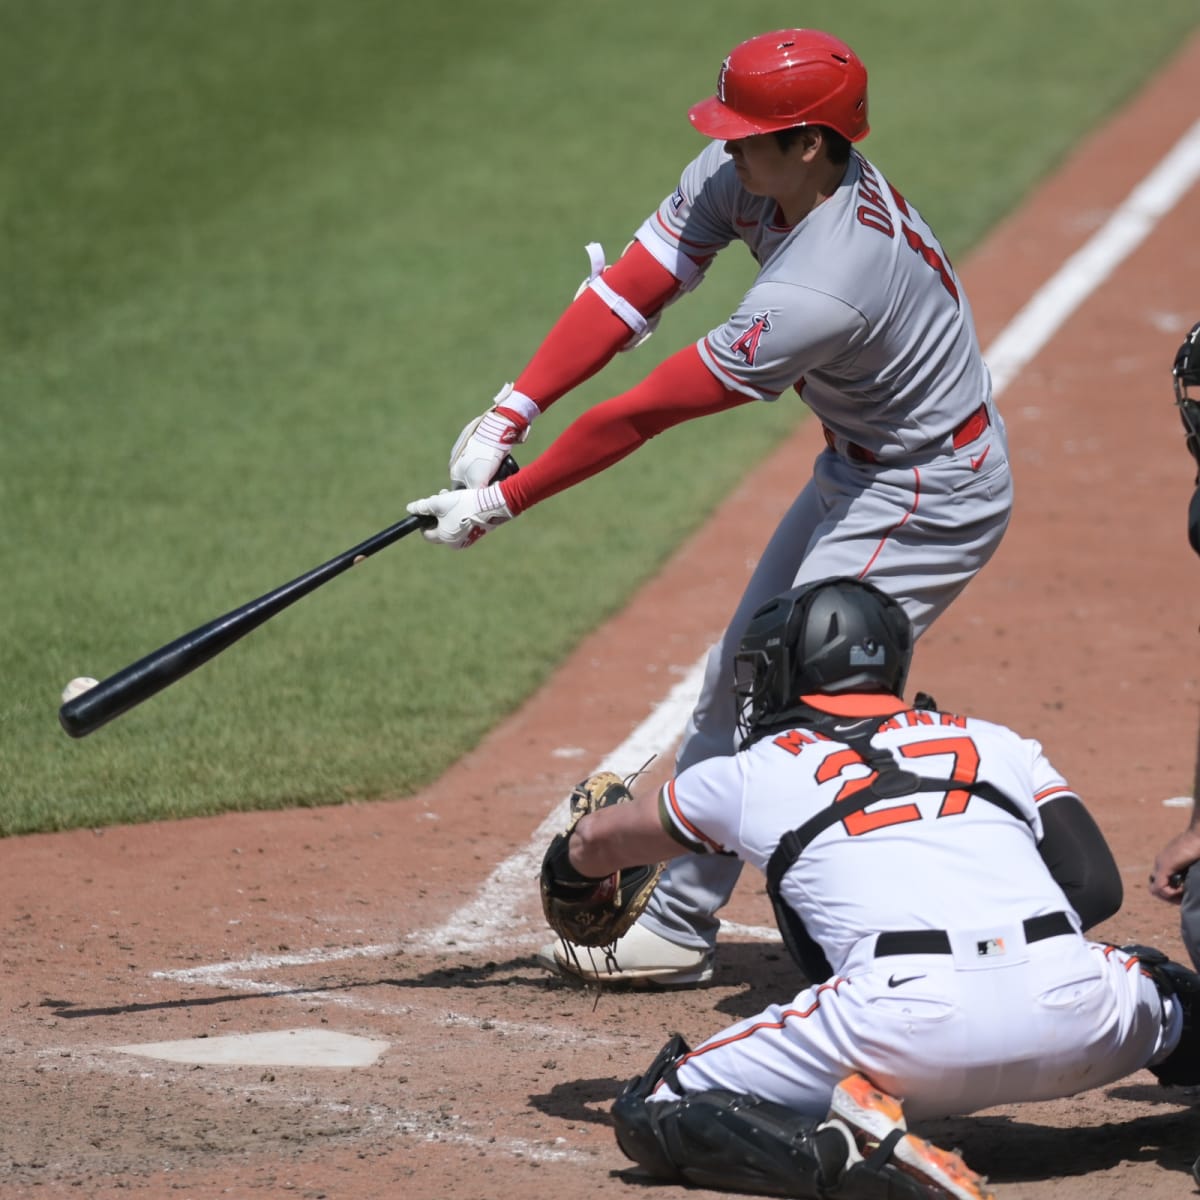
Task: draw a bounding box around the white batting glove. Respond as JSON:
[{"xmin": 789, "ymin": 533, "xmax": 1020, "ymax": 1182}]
[
  {"xmin": 448, "ymin": 384, "xmax": 538, "ymax": 489},
  {"xmin": 406, "ymin": 484, "xmax": 514, "ymax": 549}
]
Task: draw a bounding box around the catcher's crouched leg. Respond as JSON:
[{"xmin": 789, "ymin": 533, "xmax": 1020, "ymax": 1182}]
[
  {"xmin": 1123, "ymin": 944, "xmax": 1200, "ymax": 1086},
  {"xmin": 611, "ymin": 1038, "xmax": 935, "ymax": 1199}
]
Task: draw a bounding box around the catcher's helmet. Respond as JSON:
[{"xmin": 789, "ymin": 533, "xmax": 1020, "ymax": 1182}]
[
  {"xmin": 688, "ymin": 29, "xmax": 869, "ymax": 143},
  {"xmin": 734, "ymin": 577, "xmax": 912, "ymax": 744}
]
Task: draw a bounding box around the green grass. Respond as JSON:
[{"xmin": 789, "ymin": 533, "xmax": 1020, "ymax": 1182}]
[{"xmin": 2, "ymin": 1, "xmax": 1196, "ymax": 833}]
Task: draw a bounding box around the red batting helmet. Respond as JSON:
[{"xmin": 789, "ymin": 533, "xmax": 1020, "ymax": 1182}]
[{"xmin": 688, "ymin": 29, "xmax": 869, "ymax": 143}]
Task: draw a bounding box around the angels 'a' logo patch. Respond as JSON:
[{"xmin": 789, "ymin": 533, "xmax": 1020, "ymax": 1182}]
[
  {"xmin": 730, "ymin": 311, "xmax": 772, "ymax": 366},
  {"xmin": 717, "ymin": 57, "xmax": 731, "ymax": 103}
]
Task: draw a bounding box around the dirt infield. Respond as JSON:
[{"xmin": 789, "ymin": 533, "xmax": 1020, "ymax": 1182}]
[{"xmin": 5, "ymin": 33, "xmax": 1200, "ymax": 1200}]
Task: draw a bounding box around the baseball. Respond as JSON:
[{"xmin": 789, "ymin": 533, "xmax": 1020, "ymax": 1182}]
[{"xmin": 61, "ymin": 676, "xmax": 99, "ymax": 704}]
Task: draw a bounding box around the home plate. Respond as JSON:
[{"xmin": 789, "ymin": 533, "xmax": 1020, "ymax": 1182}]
[{"xmin": 112, "ymin": 1028, "xmax": 390, "ymax": 1067}]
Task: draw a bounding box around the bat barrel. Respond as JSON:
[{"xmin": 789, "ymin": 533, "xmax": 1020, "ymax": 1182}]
[
  {"xmin": 58, "ymin": 512, "xmax": 434, "ymax": 738},
  {"xmin": 58, "ymin": 605, "xmax": 278, "ymax": 738},
  {"xmin": 58, "ymin": 455, "xmax": 518, "ymax": 739}
]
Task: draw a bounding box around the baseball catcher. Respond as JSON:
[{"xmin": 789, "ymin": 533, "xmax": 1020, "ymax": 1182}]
[
  {"xmin": 540, "ymin": 772, "xmax": 664, "ymax": 969},
  {"xmin": 537, "ymin": 576, "xmax": 1200, "ymax": 1199}
]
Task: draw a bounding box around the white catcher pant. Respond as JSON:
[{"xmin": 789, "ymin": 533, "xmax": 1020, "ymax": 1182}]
[
  {"xmin": 643, "ymin": 422, "xmax": 1014, "ymax": 950},
  {"xmin": 654, "ymin": 931, "xmax": 1169, "ymax": 1121}
]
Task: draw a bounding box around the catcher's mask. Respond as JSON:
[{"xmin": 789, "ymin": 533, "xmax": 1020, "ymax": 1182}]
[{"xmin": 733, "ymin": 577, "xmax": 913, "ymax": 745}]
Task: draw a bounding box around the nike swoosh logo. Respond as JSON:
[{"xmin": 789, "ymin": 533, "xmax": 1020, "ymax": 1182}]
[
  {"xmin": 887, "ymin": 973, "xmax": 924, "ymax": 988},
  {"xmin": 970, "ymin": 445, "xmax": 991, "ymax": 471}
]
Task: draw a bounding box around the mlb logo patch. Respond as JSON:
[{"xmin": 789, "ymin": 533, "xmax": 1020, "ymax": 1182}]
[
  {"xmin": 670, "ymin": 187, "xmax": 686, "ymax": 211},
  {"xmin": 976, "ymin": 937, "xmax": 1006, "ymax": 957},
  {"xmin": 850, "ymin": 640, "xmax": 885, "ymax": 666}
]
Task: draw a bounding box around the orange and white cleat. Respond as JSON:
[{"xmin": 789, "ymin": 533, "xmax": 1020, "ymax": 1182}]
[{"xmin": 825, "ymin": 1073, "xmax": 996, "ymax": 1200}]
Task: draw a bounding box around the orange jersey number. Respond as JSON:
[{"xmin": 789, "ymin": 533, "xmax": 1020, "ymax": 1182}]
[{"xmin": 816, "ymin": 737, "xmax": 982, "ymax": 836}]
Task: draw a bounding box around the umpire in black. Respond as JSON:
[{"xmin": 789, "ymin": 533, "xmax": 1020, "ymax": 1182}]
[{"xmin": 1149, "ymin": 320, "xmax": 1200, "ymax": 970}]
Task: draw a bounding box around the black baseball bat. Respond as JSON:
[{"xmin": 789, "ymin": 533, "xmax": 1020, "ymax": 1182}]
[{"xmin": 59, "ymin": 456, "xmax": 518, "ymax": 739}]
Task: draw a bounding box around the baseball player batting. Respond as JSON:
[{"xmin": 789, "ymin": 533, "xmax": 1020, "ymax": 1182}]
[
  {"xmin": 408, "ymin": 28, "xmax": 1014, "ymax": 985},
  {"xmin": 540, "ymin": 577, "xmax": 1200, "ymax": 1200}
]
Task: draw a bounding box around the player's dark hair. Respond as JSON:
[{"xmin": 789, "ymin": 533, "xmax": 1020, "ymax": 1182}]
[{"xmin": 774, "ymin": 124, "xmax": 851, "ymax": 165}]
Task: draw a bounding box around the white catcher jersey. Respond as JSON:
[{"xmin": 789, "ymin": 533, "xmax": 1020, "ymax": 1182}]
[
  {"xmin": 658, "ymin": 704, "xmax": 1078, "ymax": 973},
  {"xmin": 635, "ymin": 141, "xmax": 990, "ymax": 462}
]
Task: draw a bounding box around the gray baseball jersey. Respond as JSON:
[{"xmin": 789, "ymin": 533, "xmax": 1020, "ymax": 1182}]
[{"xmin": 635, "ymin": 141, "xmax": 989, "ymax": 461}]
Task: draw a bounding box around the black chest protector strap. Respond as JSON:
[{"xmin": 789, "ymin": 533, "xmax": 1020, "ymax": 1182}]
[{"xmin": 764, "ymin": 728, "xmax": 1034, "ymax": 982}]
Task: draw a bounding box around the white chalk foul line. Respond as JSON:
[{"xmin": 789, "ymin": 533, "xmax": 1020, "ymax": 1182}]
[
  {"xmin": 406, "ymin": 657, "xmax": 708, "ymax": 952},
  {"xmin": 987, "ymin": 114, "xmax": 1200, "ymax": 397},
  {"xmin": 154, "ymin": 943, "xmax": 396, "ymax": 984},
  {"xmin": 152, "ymin": 954, "xmax": 624, "ymax": 1044}
]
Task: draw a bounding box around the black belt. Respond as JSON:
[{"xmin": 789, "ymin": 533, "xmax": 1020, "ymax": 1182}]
[{"xmin": 874, "ymin": 911, "xmax": 1074, "ymax": 957}]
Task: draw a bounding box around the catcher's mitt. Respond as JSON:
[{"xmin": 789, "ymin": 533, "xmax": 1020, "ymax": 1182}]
[{"xmin": 539, "ymin": 771, "xmax": 664, "ymax": 949}]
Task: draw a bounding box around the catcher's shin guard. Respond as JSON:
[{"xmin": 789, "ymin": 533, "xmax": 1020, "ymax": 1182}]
[
  {"xmin": 611, "ymin": 1037, "xmax": 939, "ymax": 1198},
  {"xmin": 615, "ymin": 1089, "xmax": 852, "ymax": 1197},
  {"xmin": 611, "ymin": 1034, "xmax": 690, "ymax": 1179},
  {"xmin": 612, "ymin": 1044, "xmax": 926, "ymax": 1198},
  {"xmin": 1123, "ymin": 943, "xmax": 1200, "ymax": 1086}
]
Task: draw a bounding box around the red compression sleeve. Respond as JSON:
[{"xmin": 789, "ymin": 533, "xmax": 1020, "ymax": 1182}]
[
  {"xmin": 500, "ymin": 344, "xmax": 753, "ymax": 514},
  {"xmin": 514, "ymin": 240, "xmax": 683, "ymax": 408}
]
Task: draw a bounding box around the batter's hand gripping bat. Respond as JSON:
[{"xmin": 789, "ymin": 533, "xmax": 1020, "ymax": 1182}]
[{"xmin": 59, "ymin": 457, "xmax": 518, "ymax": 739}]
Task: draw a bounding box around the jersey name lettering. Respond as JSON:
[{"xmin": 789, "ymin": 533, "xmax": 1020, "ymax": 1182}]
[
  {"xmin": 853, "ymin": 160, "xmax": 960, "ymax": 305},
  {"xmin": 855, "ymin": 160, "xmax": 895, "ymax": 236},
  {"xmin": 875, "ymin": 710, "xmax": 967, "ymax": 733},
  {"xmin": 772, "ymin": 728, "xmax": 832, "ymax": 756}
]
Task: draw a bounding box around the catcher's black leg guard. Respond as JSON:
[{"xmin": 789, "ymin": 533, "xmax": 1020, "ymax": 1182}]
[
  {"xmin": 611, "ymin": 1033, "xmax": 691, "ymax": 1179},
  {"xmin": 1124, "ymin": 943, "xmax": 1200, "ymax": 1086},
  {"xmin": 614, "ymin": 1087, "xmax": 850, "ymax": 1197},
  {"xmin": 612, "ymin": 1036, "xmax": 930, "ymax": 1198}
]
